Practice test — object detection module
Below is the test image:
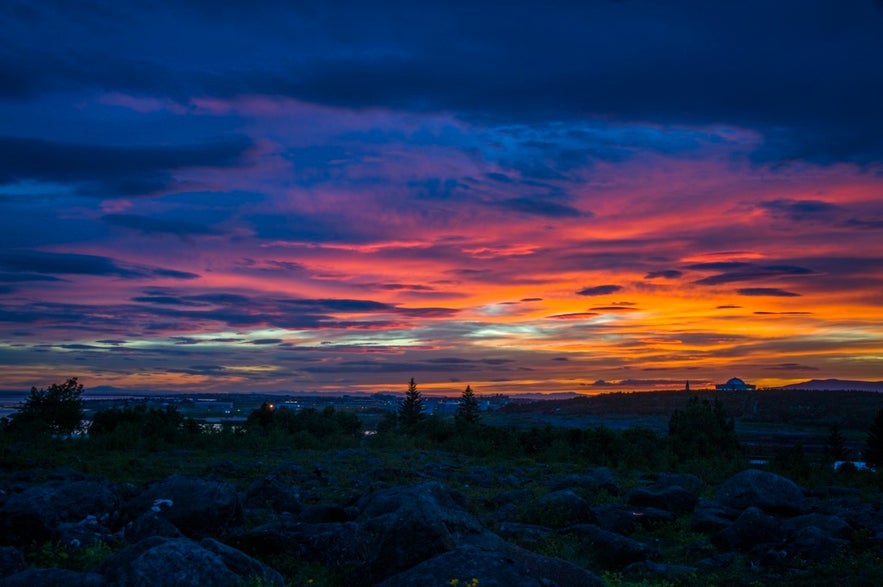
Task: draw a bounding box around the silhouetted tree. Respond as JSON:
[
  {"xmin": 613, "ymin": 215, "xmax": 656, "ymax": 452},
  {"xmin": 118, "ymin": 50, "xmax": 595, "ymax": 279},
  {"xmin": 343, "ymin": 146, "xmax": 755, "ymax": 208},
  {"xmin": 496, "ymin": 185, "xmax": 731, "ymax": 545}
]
[
  {"xmin": 863, "ymin": 408, "xmax": 883, "ymax": 467},
  {"xmin": 90, "ymin": 404, "xmax": 193, "ymax": 444},
  {"xmin": 7, "ymin": 377, "xmax": 85, "ymax": 437},
  {"xmin": 668, "ymin": 396, "xmax": 739, "ymax": 461},
  {"xmin": 398, "ymin": 377, "xmax": 425, "ymax": 429},
  {"xmin": 826, "ymin": 423, "xmax": 849, "ymax": 462},
  {"xmin": 455, "ymin": 384, "xmax": 480, "ymax": 425},
  {"xmin": 246, "ymin": 401, "xmax": 276, "ymax": 431}
]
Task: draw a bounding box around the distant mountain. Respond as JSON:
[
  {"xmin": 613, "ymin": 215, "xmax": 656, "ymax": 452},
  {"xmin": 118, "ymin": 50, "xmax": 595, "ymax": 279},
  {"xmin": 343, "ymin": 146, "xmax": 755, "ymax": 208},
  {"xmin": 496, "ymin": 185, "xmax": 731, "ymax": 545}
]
[{"xmin": 779, "ymin": 379, "xmax": 883, "ymax": 392}]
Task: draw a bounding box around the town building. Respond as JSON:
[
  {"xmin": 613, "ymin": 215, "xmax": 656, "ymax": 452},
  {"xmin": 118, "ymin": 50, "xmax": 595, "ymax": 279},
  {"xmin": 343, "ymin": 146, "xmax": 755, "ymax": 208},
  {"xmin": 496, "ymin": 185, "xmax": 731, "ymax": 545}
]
[{"xmin": 715, "ymin": 377, "xmax": 756, "ymax": 391}]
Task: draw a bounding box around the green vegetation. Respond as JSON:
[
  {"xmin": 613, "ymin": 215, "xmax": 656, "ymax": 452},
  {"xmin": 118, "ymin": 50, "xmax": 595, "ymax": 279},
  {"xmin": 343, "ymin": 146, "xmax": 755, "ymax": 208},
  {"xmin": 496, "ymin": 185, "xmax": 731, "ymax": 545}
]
[
  {"xmin": 5, "ymin": 377, "xmax": 85, "ymax": 437},
  {"xmin": 398, "ymin": 377, "xmax": 426, "ymax": 430},
  {"xmin": 89, "ymin": 404, "xmax": 201, "ymax": 449},
  {"xmin": 5, "ymin": 381, "xmax": 883, "ymax": 585},
  {"xmin": 826, "ymin": 423, "xmax": 848, "ymax": 462},
  {"xmin": 667, "ymin": 396, "xmax": 739, "ymax": 464},
  {"xmin": 863, "ymin": 408, "xmax": 883, "ymax": 468},
  {"xmin": 26, "ymin": 539, "xmax": 117, "ymax": 573},
  {"xmin": 455, "ymin": 385, "xmax": 480, "ymax": 426}
]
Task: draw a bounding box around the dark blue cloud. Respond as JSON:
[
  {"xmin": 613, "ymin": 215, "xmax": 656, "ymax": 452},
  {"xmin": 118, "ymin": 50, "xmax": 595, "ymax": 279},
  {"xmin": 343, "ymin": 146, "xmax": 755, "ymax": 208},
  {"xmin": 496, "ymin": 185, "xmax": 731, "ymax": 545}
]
[
  {"xmin": 645, "ymin": 270, "xmax": 682, "ymax": 279},
  {"xmin": 694, "ymin": 264, "xmax": 814, "ymax": 286},
  {"xmin": 0, "ymin": 135, "xmax": 250, "ymax": 197},
  {"xmin": 757, "ymin": 199, "xmax": 841, "ymax": 221},
  {"xmin": 5, "ymin": 1, "xmax": 878, "ymax": 164},
  {"xmin": 737, "ymin": 288, "xmax": 801, "ymax": 297},
  {"xmin": 0, "ymin": 250, "xmax": 199, "ymax": 280},
  {"xmin": 577, "ymin": 284, "xmax": 622, "ymax": 296},
  {"xmin": 490, "ymin": 197, "xmax": 586, "ymax": 218}
]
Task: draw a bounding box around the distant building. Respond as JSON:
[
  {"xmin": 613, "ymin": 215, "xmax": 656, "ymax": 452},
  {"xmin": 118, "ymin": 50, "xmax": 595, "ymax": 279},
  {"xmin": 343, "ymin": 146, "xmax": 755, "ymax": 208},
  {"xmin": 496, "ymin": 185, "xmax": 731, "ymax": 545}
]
[{"xmin": 715, "ymin": 377, "xmax": 756, "ymax": 391}]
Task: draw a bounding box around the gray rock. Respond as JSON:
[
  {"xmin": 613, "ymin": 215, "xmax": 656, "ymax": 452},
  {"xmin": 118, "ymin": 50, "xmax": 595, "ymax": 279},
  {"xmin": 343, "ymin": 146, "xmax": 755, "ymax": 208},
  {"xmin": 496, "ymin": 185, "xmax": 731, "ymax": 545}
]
[
  {"xmin": 0, "ymin": 480, "xmax": 121, "ymax": 546},
  {"xmin": 375, "ymin": 542, "xmax": 605, "ymax": 587},
  {"xmin": 716, "ymin": 469, "xmax": 806, "ymax": 515},
  {"xmin": 56, "ymin": 515, "xmax": 114, "ymax": 548},
  {"xmin": 1, "ymin": 568, "xmax": 104, "ymax": 587},
  {"xmin": 713, "ymin": 506, "xmax": 784, "ymax": 552},
  {"xmin": 626, "ymin": 486, "xmax": 698, "ymax": 514},
  {"xmin": 0, "ymin": 546, "xmax": 25, "ymax": 579},
  {"xmin": 592, "ymin": 504, "xmax": 674, "ymax": 535},
  {"xmin": 357, "ymin": 482, "xmax": 483, "ymax": 582},
  {"xmin": 692, "ymin": 508, "xmax": 735, "ymax": 534},
  {"xmin": 242, "ymin": 476, "xmax": 301, "ymax": 514},
  {"xmin": 550, "ymin": 467, "xmax": 619, "ymax": 494},
  {"xmin": 97, "ymin": 536, "xmax": 282, "ymax": 587},
  {"xmin": 782, "ymin": 513, "xmax": 853, "ymax": 540},
  {"xmin": 123, "ymin": 511, "xmax": 183, "ymax": 543},
  {"xmin": 786, "ymin": 525, "xmax": 849, "ymax": 561},
  {"xmin": 566, "ymin": 523, "xmax": 658, "ymax": 570},
  {"xmin": 127, "ymin": 474, "xmax": 242, "ymax": 538},
  {"xmin": 528, "ymin": 490, "xmax": 595, "ymax": 528},
  {"xmin": 231, "ymin": 520, "xmax": 372, "ymax": 568},
  {"xmin": 357, "ymin": 481, "xmax": 480, "ymax": 536},
  {"xmin": 497, "ymin": 521, "xmax": 556, "ymax": 547},
  {"xmin": 647, "ymin": 472, "xmax": 703, "ymax": 495},
  {"xmin": 813, "ymin": 497, "xmax": 883, "ymax": 532},
  {"xmin": 298, "ymin": 503, "xmax": 352, "ymax": 523},
  {"xmin": 486, "ymin": 489, "xmax": 535, "ymax": 509}
]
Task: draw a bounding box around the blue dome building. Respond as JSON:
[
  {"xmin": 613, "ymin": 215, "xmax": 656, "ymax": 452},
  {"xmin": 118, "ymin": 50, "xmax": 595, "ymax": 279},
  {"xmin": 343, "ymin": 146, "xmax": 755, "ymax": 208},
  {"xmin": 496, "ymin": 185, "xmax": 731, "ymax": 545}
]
[{"xmin": 715, "ymin": 377, "xmax": 756, "ymax": 391}]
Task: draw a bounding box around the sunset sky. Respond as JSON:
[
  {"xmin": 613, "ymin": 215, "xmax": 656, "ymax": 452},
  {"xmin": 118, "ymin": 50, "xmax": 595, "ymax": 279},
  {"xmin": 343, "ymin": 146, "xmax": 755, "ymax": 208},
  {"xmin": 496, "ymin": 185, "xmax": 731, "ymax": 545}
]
[{"xmin": 1, "ymin": 1, "xmax": 882, "ymax": 395}]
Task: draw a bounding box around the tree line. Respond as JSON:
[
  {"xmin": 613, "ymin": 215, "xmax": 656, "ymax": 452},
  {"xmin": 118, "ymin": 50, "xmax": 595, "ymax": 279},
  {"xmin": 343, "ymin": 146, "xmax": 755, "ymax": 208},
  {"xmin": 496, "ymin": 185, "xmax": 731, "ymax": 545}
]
[{"xmin": 4, "ymin": 377, "xmax": 883, "ymax": 481}]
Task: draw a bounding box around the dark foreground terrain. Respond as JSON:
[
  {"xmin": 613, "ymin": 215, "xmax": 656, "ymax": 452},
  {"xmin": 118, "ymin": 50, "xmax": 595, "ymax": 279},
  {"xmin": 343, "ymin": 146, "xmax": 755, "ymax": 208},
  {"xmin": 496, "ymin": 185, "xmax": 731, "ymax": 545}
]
[
  {"xmin": 3, "ymin": 384, "xmax": 883, "ymax": 586},
  {"xmin": 2, "ymin": 442, "xmax": 883, "ymax": 586}
]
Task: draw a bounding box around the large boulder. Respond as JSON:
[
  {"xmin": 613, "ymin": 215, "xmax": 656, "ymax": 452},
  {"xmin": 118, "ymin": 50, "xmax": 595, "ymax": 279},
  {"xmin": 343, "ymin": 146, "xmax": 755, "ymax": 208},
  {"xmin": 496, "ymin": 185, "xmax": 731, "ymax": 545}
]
[
  {"xmin": 231, "ymin": 520, "xmax": 373, "ymax": 569},
  {"xmin": 592, "ymin": 504, "xmax": 674, "ymax": 535},
  {"xmin": 96, "ymin": 536, "xmax": 283, "ymax": 586},
  {"xmin": 713, "ymin": 506, "xmax": 784, "ymax": 552},
  {"xmin": 550, "ymin": 468, "xmax": 619, "ymax": 494},
  {"xmin": 375, "ymin": 541, "xmax": 605, "ymax": 587},
  {"xmin": 242, "ymin": 476, "xmax": 302, "ymax": 514},
  {"xmin": 356, "ymin": 482, "xmax": 483, "ymax": 582},
  {"xmin": 626, "ymin": 486, "xmax": 698, "ymax": 514},
  {"xmin": 123, "ymin": 511, "xmax": 183, "ymax": 543},
  {"xmin": 0, "ymin": 546, "xmax": 26, "ymax": 579},
  {"xmin": 691, "ymin": 500, "xmax": 739, "ymax": 534},
  {"xmin": 646, "ymin": 472, "xmax": 703, "ymax": 495},
  {"xmin": 786, "ymin": 526, "xmax": 849, "ymax": 561},
  {"xmin": 782, "ymin": 513, "xmax": 853, "ymax": 540},
  {"xmin": 126, "ymin": 474, "xmax": 243, "ymax": 537},
  {"xmin": 565, "ymin": 524, "xmax": 658, "ymax": 570},
  {"xmin": 527, "ymin": 490, "xmax": 596, "ymax": 528},
  {"xmin": 716, "ymin": 469, "xmax": 805, "ymax": 515},
  {"xmin": 0, "ymin": 479, "xmax": 121, "ymax": 545}
]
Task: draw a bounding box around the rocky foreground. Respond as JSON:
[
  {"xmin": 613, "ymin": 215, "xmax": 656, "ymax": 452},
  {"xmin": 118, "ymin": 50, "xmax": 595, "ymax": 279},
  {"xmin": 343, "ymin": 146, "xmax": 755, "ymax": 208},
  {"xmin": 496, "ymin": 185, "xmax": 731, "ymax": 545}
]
[{"xmin": 1, "ymin": 453, "xmax": 881, "ymax": 586}]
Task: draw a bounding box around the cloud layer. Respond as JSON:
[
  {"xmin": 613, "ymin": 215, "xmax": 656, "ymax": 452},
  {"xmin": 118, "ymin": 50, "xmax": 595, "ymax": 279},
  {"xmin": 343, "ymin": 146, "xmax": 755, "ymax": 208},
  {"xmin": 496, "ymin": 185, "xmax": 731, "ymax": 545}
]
[{"xmin": 0, "ymin": 1, "xmax": 881, "ymax": 394}]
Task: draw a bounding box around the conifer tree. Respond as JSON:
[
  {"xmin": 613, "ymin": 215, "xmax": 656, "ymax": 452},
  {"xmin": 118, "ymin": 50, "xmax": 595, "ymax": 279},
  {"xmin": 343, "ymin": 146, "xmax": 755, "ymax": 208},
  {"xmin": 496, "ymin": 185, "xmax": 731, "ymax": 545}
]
[
  {"xmin": 455, "ymin": 384, "xmax": 480, "ymax": 425},
  {"xmin": 398, "ymin": 377, "xmax": 425, "ymax": 429}
]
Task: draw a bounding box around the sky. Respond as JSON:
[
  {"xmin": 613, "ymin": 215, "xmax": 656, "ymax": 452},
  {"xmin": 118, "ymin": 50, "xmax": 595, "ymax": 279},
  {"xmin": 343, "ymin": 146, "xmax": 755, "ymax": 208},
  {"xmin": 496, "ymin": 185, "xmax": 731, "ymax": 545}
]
[{"xmin": 1, "ymin": 0, "xmax": 882, "ymax": 396}]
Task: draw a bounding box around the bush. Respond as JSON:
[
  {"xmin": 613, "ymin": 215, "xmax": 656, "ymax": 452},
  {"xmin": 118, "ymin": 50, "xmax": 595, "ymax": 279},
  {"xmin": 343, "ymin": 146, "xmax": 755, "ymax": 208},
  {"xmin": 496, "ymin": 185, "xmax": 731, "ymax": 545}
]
[
  {"xmin": 89, "ymin": 404, "xmax": 197, "ymax": 448},
  {"xmin": 244, "ymin": 404, "xmax": 362, "ymax": 447}
]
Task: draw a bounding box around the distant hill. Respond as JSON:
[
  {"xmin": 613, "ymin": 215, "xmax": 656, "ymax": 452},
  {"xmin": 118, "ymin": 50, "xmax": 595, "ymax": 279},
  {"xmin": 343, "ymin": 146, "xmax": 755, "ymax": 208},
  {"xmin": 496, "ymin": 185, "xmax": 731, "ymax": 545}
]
[{"xmin": 779, "ymin": 379, "xmax": 883, "ymax": 392}]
